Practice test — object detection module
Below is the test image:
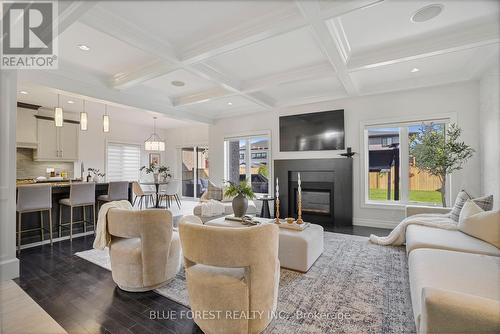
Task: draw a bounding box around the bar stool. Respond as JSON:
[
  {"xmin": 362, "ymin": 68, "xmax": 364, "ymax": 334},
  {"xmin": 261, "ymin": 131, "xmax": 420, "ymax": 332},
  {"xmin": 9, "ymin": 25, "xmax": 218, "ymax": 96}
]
[
  {"xmin": 59, "ymin": 182, "xmax": 96, "ymax": 240},
  {"xmin": 159, "ymin": 180, "xmax": 181, "ymax": 209},
  {"xmin": 97, "ymin": 181, "xmax": 129, "ymax": 208},
  {"xmin": 132, "ymin": 181, "xmax": 155, "ymax": 209},
  {"xmin": 16, "ymin": 184, "xmax": 53, "ymax": 253}
]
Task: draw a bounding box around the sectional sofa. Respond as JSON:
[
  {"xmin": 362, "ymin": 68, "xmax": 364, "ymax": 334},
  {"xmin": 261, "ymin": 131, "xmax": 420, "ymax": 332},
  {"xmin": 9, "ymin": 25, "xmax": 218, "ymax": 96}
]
[{"xmin": 405, "ymin": 206, "xmax": 500, "ymax": 334}]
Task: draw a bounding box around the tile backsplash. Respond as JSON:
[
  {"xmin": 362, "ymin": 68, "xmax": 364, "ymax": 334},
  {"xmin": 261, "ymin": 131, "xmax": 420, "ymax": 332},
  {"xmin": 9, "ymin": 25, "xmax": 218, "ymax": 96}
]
[{"xmin": 17, "ymin": 148, "xmax": 74, "ymax": 179}]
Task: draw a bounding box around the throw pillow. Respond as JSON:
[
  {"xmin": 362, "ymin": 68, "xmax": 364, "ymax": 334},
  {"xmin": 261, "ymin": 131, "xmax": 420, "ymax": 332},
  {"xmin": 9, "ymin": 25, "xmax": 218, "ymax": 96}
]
[
  {"xmin": 206, "ymin": 181, "xmax": 223, "ymax": 201},
  {"xmin": 450, "ymin": 190, "xmax": 471, "ymax": 222},
  {"xmin": 458, "ymin": 200, "xmax": 484, "ymax": 225},
  {"xmin": 458, "ymin": 205, "xmax": 500, "ymax": 248},
  {"xmin": 471, "ymin": 195, "xmax": 494, "ymax": 212}
]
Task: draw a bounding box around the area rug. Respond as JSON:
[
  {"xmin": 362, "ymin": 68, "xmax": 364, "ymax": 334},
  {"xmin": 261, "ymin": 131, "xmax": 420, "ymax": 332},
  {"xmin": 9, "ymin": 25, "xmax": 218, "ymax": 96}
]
[{"xmin": 75, "ymin": 232, "xmax": 415, "ymax": 333}]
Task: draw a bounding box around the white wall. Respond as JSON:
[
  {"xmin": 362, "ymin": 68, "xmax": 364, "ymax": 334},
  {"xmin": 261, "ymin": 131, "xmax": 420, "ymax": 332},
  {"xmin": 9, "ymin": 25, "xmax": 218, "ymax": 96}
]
[
  {"xmin": 479, "ymin": 66, "xmax": 500, "ymax": 210},
  {"xmin": 209, "ymin": 81, "xmax": 481, "ymax": 228},
  {"xmin": 0, "ymin": 70, "xmax": 20, "ymax": 280}
]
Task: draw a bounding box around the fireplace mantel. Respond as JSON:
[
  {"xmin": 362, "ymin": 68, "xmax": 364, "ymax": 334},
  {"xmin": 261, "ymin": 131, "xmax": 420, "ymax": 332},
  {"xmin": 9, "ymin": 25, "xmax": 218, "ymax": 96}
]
[{"xmin": 274, "ymin": 158, "xmax": 353, "ymax": 227}]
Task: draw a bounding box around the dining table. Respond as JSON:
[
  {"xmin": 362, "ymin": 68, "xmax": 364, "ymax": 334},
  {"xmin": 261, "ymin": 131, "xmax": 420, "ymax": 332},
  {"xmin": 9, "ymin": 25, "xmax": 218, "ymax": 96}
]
[{"xmin": 140, "ymin": 181, "xmax": 169, "ymax": 208}]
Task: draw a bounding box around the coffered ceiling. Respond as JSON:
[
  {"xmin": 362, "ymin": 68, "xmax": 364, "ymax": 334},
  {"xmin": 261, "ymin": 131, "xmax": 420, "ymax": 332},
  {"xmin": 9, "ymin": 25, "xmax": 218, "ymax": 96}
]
[{"xmin": 17, "ymin": 0, "xmax": 500, "ymax": 124}]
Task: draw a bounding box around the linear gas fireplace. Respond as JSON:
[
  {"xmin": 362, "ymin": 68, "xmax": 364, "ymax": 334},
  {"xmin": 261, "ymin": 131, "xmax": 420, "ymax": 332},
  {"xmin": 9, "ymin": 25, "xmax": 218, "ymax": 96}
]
[{"xmin": 274, "ymin": 158, "xmax": 352, "ymax": 228}]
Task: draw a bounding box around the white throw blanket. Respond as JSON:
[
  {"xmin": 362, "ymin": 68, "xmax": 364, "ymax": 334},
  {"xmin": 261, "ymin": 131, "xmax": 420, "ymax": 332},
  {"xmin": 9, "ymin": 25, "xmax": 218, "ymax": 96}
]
[
  {"xmin": 369, "ymin": 213, "xmax": 457, "ymax": 246},
  {"xmin": 200, "ymin": 199, "xmax": 225, "ymax": 217},
  {"xmin": 93, "ymin": 200, "xmax": 133, "ymax": 250}
]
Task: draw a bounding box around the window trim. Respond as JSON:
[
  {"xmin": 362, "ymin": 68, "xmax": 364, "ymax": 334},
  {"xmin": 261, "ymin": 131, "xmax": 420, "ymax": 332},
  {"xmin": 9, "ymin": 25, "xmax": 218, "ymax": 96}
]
[{"xmin": 360, "ymin": 113, "xmax": 457, "ymax": 208}]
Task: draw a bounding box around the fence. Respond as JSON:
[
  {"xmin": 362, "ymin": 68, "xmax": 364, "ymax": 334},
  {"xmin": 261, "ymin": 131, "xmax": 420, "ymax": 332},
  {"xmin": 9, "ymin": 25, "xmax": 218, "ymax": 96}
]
[{"xmin": 369, "ymin": 166, "xmax": 441, "ymax": 191}]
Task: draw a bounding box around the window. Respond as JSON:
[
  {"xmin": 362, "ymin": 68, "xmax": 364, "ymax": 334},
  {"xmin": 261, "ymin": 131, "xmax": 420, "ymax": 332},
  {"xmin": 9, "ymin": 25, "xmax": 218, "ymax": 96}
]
[
  {"xmin": 364, "ymin": 120, "xmax": 448, "ymax": 206},
  {"xmin": 106, "ymin": 142, "xmax": 141, "ymax": 181},
  {"xmin": 181, "ymin": 146, "xmax": 209, "ymax": 198},
  {"xmin": 224, "ymin": 135, "xmax": 270, "ymax": 194}
]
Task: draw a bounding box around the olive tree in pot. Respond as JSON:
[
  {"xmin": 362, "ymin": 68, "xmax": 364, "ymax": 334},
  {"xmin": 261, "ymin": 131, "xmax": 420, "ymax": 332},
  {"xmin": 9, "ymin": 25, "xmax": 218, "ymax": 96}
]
[
  {"xmin": 410, "ymin": 123, "xmax": 474, "ymax": 207},
  {"xmin": 224, "ymin": 181, "xmax": 255, "ymax": 217}
]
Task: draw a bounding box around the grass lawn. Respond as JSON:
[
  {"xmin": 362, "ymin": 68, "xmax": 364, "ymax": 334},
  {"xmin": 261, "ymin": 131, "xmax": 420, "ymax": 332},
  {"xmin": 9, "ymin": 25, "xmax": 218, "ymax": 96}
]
[{"xmin": 369, "ymin": 188, "xmax": 442, "ymax": 204}]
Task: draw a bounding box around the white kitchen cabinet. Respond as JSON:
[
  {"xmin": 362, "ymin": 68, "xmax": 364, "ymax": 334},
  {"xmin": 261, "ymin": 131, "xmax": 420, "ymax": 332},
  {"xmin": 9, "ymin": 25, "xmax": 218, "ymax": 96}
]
[
  {"xmin": 16, "ymin": 107, "xmax": 37, "ymax": 148},
  {"xmin": 34, "ymin": 118, "xmax": 79, "ymax": 161}
]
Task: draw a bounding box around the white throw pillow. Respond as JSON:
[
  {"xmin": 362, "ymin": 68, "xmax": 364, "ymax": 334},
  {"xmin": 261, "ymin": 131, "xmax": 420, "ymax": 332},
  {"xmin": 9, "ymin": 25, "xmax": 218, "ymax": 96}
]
[{"xmin": 458, "ymin": 200, "xmax": 500, "ymax": 248}]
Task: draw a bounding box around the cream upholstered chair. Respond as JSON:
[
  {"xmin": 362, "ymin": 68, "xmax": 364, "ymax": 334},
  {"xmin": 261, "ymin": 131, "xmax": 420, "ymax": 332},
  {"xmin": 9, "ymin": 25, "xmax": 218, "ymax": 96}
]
[
  {"xmin": 106, "ymin": 208, "xmax": 182, "ymax": 292},
  {"xmin": 179, "ymin": 215, "xmax": 280, "ymax": 334}
]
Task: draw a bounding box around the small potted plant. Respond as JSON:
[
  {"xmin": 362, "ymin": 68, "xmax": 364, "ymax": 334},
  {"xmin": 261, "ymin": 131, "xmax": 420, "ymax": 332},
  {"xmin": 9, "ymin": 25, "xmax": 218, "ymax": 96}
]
[
  {"xmin": 140, "ymin": 163, "xmax": 171, "ymax": 183},
  {"xmin": 224, "ymin": 180, "xmax": 255, "ymax": 217},
  {"xmin": 158, "ymin": 165, "xmax": 172, "ymax": 182},
  {"xmin": 88, "ymin": 168, "xmax": 105, "ymax": 182}
]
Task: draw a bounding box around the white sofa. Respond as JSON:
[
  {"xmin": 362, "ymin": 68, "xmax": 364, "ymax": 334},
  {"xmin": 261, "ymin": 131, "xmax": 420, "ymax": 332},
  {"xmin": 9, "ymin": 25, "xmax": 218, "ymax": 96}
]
[{"xmin": 405, "ymin": 206, "xmax": 500, "ymax": 334}]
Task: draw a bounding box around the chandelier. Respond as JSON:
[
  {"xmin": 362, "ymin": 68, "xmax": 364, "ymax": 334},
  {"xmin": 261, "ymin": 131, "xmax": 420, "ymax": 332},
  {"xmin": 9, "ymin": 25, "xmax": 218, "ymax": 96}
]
[{"xmin": 144, "ymin": 117, "xmax": 165, "ymax": 151}]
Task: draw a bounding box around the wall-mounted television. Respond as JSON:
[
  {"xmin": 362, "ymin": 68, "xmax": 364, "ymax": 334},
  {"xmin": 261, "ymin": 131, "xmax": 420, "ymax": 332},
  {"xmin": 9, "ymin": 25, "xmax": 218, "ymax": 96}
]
[{"xmin": 279, "ymin": 110, "xmax": 345, "ymax": 152}]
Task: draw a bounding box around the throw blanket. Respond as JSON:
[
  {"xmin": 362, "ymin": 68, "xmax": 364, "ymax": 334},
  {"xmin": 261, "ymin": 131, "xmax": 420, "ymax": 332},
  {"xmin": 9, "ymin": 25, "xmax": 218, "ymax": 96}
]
[
  {"xmin": 93, "ymin": 200, "xmax": 133, "ymax": 250},
  {"xmin": 200, "ymin": 199, "xmax": 225, "ymax": 217},
  {"xmin": 369, "ymin": 213, "xmax": 457, "ymax": 246}
]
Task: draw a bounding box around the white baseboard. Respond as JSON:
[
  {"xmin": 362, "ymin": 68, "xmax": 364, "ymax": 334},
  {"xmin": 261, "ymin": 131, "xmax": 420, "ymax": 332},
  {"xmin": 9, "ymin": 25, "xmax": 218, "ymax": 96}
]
[
  {"xmin": 353, "ymin": 218, "xmax": 399, "ymax": 229},
  {"xmin": 0, "ymin": 257, "xmax": 19, "ymax": 281},
  {"xmin": 19, "ymin": 231, "xmax": 95, "ymax": 250}
]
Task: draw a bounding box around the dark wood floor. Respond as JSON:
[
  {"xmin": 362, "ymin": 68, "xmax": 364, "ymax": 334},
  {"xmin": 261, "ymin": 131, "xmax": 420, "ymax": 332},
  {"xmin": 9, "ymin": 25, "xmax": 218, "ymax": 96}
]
[{"xmin": 14, "ymin": 226, "xmax": 391, "ymax": 334}]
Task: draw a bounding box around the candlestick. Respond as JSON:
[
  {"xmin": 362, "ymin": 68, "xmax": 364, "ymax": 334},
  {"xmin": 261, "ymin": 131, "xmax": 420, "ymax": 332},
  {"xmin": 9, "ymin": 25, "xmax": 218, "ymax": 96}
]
[
  {"xmin": 275, "ymin": 178, "xmax": 280, "ymax": 224},
  {"xmin": 296, "ymin": 173, "xmax": 303, "ymax": 224}
]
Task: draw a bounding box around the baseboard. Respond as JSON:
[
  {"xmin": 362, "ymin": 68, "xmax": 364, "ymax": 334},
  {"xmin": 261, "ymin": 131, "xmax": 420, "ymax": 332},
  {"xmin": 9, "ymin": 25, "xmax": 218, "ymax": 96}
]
[
  {"xmin": 353, "ymin": 218, "xmax": 399, "ymax": 229},
  {"xmin": 0, "ymin": 257, "xmax": 19, "ymax": 280},
  {"xmin": 20, "ymin": 231, "xmax": 95, "ymax": 250}
]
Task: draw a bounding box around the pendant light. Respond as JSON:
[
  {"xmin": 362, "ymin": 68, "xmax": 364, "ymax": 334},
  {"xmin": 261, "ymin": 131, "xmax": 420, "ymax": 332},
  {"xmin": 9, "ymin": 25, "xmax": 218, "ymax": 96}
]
[
  {"xmin": 80, "ymin": 100, "xmax": 88, "ymax": 131},
  {"xmin": 54, "ymin": 94, "xmax": 63, "ymax": 127},
  {"xmin": 144, "ymin": 117, "xmax": 165, "ymax": 151},
  {"xmin": 103, "ymin": 104, "xmax": 110, "ymax": 133}
]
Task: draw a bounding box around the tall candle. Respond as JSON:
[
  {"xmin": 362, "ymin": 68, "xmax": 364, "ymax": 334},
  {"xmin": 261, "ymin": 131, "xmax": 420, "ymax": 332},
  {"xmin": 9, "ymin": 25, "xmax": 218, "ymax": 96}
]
[
  {"xmin": 276, "ymin": 177, "xmax": 279, "ymax": 197},
  {"xmin": 297, "ymin": 172, "xmax": 301, "ymax": 195}
]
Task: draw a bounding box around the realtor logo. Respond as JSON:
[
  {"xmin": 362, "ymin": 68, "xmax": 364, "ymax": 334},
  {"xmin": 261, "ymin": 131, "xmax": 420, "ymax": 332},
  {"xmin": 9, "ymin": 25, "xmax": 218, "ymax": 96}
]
[{"xmin": 1, "ymin": 1, "xmax": 58, "ymax": 69}]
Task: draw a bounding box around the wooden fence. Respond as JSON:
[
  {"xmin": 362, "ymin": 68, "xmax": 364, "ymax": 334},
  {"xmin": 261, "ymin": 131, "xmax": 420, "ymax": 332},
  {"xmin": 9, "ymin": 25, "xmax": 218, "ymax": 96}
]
[{"xmin": 369, "ymin": 166, "xmax": 441, "ymax": 191}]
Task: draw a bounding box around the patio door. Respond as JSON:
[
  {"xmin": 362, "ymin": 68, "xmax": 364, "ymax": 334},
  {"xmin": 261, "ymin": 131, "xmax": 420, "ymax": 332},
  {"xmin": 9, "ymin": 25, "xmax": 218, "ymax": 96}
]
[{"xmin": 181, "ymin": 146, "xmax": 209, "ymax": 198}]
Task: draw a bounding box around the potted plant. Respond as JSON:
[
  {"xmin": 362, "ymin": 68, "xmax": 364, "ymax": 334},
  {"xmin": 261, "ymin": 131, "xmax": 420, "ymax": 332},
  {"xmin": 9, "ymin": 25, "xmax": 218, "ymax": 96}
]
[
  {"xmin": 88, "ymin": 168, "xmax": 105, "ymax": 183},
  {"xmin": 140, "ymin": 163, "xmax": 171, "ymax": 183},
  {"xmin": 224, "ymin": 180, "xmax": 255, "ymax": 217},
  {"xmin": 410, "ymin": 123, "xmax": 474, "ymax": 207}
]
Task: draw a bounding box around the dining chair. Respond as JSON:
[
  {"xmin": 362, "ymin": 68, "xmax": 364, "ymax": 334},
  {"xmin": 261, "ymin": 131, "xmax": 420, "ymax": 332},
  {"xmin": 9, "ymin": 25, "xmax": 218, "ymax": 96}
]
[
  {"xmin": 16, "ymin": 184, "xmax": 53, "ymax": 252},
  {"xmin": 159, "ymin": 180, "xmax": 181, "ymax": 209},
  {"xmin": 132, "ymin": 181, "xmax": 155, "ymax": 209},
  {"xmin": 59, "ymin": 182, "xmax": 96, "ymax": 240}
]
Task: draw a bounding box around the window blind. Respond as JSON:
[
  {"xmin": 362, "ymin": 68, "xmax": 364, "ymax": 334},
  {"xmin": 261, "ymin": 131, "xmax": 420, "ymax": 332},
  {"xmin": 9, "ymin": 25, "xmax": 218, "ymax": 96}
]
[{"xmin": 106, "ymin": 142, "xmax": 141, "ymax": 182}]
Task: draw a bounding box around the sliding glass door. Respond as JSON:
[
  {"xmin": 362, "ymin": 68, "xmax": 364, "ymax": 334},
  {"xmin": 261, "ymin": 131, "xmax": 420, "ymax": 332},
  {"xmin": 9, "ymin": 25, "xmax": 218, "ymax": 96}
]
[{"xmin": 181, "ymin": 146, "xmax": 209, "ymax": 198}]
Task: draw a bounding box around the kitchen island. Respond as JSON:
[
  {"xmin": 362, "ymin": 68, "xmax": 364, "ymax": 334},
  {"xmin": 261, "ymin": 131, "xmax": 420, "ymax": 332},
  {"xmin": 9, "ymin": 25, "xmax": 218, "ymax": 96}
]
[{"xmin": 16, "ymin": 181, "xmax": 133, "ymax": 248}]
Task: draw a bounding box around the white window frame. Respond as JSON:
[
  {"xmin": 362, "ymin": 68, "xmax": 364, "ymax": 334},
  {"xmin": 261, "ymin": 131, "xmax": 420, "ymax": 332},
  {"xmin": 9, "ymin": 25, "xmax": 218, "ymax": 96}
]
[
  {"xmin": 105, "ymin": 140, "xmax": 142, "ymax": 182},
  {"xmin": 360, "ymin": 113, "xmax": 456, "ymax": 209},
  {"xmin": 224, "ymin": 131, "xmax": 272, "ymax": 196}
]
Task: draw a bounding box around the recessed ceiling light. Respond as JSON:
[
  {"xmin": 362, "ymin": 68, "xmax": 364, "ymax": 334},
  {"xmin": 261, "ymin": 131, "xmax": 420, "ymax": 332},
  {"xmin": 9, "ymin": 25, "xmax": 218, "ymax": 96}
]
[
  {"xmin": 67, "ymin": 100, "xmax": 75, "ymax": 104},
  {"xmin": 77, "ymin": 44, "xmax": 90, "ymax": 51},
  {"xmin": 171, "ymin": 80, "xmax": 185, "ymax": 87},
  {"xmin": 411, "ymin": 68, "xmax": 420, "ymax": 73},
  {"xmin": 227, "ymin": 102, "xmax": 233, "ymax": 106},
  {"xmin": 20, "ymin": 90, "xmax": 28, "ymax": 95},
  {"xmin": 411, "ymin": 4, "xmax": 443, "ymax": 23}
]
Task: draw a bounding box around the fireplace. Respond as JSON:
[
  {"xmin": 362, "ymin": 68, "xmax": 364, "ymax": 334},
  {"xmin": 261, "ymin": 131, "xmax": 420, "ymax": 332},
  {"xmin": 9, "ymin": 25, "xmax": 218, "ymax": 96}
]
[
  {"xmin": 289, "ymin": 171, "xmax": 335, "ymax": 225},
  {"xmin": 274, "ymin": 158, "xmax": 352, "ymax": 228}
]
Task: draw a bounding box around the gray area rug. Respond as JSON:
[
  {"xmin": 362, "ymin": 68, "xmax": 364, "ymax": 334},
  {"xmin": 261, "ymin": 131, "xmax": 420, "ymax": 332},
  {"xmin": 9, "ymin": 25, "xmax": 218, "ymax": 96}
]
[{"xmin": 76, "ymin": 232, "xmax": 415, "ymax": 333}]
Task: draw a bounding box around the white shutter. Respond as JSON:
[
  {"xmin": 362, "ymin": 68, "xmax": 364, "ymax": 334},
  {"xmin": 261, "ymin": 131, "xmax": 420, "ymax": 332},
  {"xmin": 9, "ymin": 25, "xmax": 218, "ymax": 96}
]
[{"xmin": 106, "ymin": 142, "xmax": 141, "ymax": 182}]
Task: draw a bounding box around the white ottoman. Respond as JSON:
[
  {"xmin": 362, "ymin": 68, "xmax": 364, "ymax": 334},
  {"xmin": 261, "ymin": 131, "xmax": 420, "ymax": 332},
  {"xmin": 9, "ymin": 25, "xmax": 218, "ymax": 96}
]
[
  {"xmin": 278, "ymin": 224, "xmax": 324, "ymax": 272},
  {"xmin": 205, "ymin": 217, "xmax": 324, "ymax": 272}
]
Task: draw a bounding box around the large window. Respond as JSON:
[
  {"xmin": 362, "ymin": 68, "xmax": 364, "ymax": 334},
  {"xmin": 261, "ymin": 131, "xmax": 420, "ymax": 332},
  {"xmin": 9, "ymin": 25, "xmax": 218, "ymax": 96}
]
[
  {"xmin": 365, "ymin": 120, "xmax": 448, "ymax": 206},
  {"xmin": 224, "ymin": 135, "xmax": 270, "ymax": 195},
  {"xmin": 106, "ymin": 142, "xmax": 141, "ymax": 181},
  {"xmin": 181, "ymin": 146, "xmax": 209, "ymax": 198}
]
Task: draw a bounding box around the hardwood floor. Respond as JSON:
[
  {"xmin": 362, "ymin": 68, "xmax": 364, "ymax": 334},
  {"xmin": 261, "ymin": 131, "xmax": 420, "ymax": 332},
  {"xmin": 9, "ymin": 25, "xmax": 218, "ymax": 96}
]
[{"xmin": 14, "ymin": 226, "xmax": 391, "ymax": 334}]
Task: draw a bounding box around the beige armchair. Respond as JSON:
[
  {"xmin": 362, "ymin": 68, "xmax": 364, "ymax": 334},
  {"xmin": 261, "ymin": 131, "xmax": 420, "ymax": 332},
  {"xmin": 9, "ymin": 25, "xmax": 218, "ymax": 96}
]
[
  {"xmin": 107, "ymin": 208, "xmax": 182, "ymax": 292},
  {"xmin": 179, "ymin": 216, "xmax": 280, "ymax": 334}
]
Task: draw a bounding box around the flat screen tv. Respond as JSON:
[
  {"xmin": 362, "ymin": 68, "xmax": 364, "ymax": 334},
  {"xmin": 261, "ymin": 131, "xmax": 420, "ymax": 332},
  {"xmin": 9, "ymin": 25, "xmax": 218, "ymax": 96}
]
[{"xmin": 280, "ymin": 110, "xmax": 345, "ymax": 152}]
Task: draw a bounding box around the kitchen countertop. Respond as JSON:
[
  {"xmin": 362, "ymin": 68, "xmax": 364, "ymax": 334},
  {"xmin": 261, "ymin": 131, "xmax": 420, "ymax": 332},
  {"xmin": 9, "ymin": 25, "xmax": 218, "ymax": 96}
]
[{"xmin": 16, "ymin": 180, "xmax": 130, "ymax": 188}]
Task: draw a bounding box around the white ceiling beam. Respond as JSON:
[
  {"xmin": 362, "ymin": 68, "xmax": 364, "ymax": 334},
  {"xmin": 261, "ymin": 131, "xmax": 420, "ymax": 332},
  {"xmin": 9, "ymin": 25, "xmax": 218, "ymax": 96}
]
[
  {"xmin": 348, "ymin": 17, "xmax": 500, "ymax": 71},
  {"xmin": 172, "ymin": 87, "xmax": 234, "ymax": 107},
  {"xmin": 19, "ymin": 62, "xmax": 212, "ymax": 124},
  {"xmin": 318, "ymin": 0, "xmax": 385, "ymax": 20},
  {"xmin": 111, "ymin": 60, "xmax": 178, "ymax": 90},
  {"xmin": 56, "ymin": 1, "xmax": 98, "ymax": 35},
  {"xmin": 295, "ymin": 0, "xmax": 358, "ymax": 95}
]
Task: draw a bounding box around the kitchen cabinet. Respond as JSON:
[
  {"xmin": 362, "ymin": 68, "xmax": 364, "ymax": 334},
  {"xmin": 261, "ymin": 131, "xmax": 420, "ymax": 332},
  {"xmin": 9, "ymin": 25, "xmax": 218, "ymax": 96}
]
[
  {"xmin": 34, "ymin": 118, "xmax": 79, "ymax": 161},
  {"xmin": 16, "ymin": 107, "xmax": 37, "ymax": 148}
]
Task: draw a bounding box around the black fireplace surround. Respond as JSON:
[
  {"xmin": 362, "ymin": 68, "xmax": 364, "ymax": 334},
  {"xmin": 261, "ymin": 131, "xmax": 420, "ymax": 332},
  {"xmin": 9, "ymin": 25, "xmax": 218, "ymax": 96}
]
[{"xmin": 274, "ymin": 158, "xmax": 352, "ymax": 228}]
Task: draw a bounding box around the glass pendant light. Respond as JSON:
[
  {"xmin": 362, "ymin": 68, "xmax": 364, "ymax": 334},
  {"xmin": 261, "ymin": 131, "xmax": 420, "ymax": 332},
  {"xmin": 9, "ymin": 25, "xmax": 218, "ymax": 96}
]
[
  {"xmin": 80, "ymin": 100, "xmax": 88, "ymax": 131},
  {"xmin": 103, "ymin": 104, "xmax": 110, "ymax": 133},
  {"xmin": 144, "ymin": 117, "xmax": 165, "ymax": 151},
  {"xmin": 54, "ymin": 94, "xmax": 63, "ymax": 127}
]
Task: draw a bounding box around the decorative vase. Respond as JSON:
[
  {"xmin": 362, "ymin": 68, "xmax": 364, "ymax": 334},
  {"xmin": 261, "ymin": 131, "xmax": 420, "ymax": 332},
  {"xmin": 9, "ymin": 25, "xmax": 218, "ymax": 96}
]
[
  {"xmin": 93, "ymin": 175, "xmax": 99, "ymax": 183},
  {"xmin": 153, "ymin": 173, "xmax": 159, "ymax": 183},
  {"xmin": 232, "ymin": 193, "xmax": 248, "ymax": 217}
]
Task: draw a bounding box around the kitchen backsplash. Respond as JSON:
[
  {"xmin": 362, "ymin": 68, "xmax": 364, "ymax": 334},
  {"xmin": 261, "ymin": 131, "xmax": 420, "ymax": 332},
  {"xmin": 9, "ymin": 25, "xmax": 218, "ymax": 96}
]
[{"xmin": 17, "ymin": 148, "xmax": 74, "ymax": 179}]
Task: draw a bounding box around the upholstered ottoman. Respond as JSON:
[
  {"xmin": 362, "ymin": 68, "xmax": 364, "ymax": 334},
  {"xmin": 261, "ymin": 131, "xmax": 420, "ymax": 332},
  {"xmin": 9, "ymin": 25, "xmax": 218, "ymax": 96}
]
[
  {"xmin": 278, "ymin": 224, "xmax": 324, "ymax": 272},
  {"xmin": 206, "ymin": 217, "xmax": 324, "ymax": 272}
]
